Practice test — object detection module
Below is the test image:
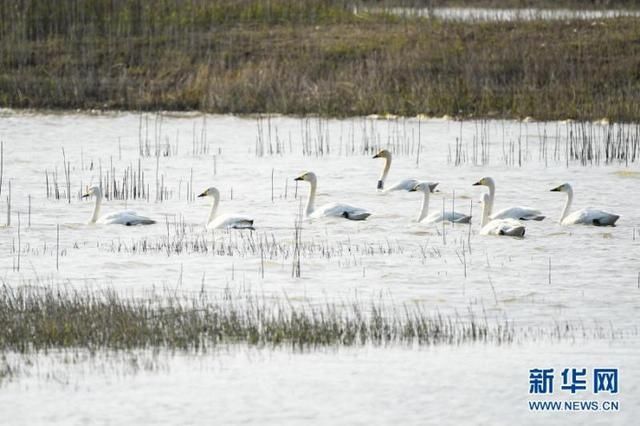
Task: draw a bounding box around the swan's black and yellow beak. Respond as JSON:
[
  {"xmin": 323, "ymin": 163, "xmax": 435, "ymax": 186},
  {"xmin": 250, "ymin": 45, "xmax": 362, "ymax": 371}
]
[
  {"xmin": 408, "ymin": 186, "xmax": 417, "ymax": 192},
  {"xmin": 294, "ymin": 176, "xmax": 304, "ymax": 181},
  {"xmin": 472, "ymin": 180, "xmax": 482, "ymax": 186},
  {"xmin": 550, "ymin": 186, "xmax": 561, "ymax": 192},
  {"xmin": 372, "ymin": 152, "xmax": 380, "ymax": 159},
  {"xmin": 197, "ymin": 191, "xmax": 207, "ymax": 197},
  {"xmin": 82, "ymin": 192, "xmax": 90, "ymax": 198}
]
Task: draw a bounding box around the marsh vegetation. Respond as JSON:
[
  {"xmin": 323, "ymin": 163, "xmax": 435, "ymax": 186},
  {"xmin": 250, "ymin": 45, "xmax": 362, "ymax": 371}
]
[{"xmin": 2, "ymin": 1, "xmax": 640, "ymax": 120}]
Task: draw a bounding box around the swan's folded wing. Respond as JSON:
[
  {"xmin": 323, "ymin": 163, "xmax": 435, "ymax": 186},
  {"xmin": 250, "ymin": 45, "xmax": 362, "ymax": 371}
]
[
  {"xmin": 383, "ymin": 178, "xmax": 419, "ymax": 192},
  {"xmin": 207, "ymin": 214, "xmax": 254, "ymax": 230},
  {"xmin": 98, "ymin": 210, "xmax": 155, "ymax": 225},
  {"xmin": 311, "ymin": 203, "xmax": 371, "ymax": 220},
  {"xmin": 447, "ymin": 211, "xmax": 472, "ymax": 223},
  {"xmin": 491, "ymin": 206, "xmax": 544, "ymax": 221},
  {"xmin": 423, "ymin": 210, "xmax": 471, "ymax": 224}
]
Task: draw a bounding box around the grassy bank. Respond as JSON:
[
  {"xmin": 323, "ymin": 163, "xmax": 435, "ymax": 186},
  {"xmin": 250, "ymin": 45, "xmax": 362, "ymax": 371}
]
[{"xmin": 1, "ymin": 1, "xmax": 640, "ymax": 120}]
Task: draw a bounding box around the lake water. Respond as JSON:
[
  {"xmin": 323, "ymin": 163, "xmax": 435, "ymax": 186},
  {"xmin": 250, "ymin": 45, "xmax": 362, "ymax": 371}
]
[
  {"xmin": 1, "ymin": 340, "xmax": 638, "ymax": 425},
  {"xmin": 363, "ymin": 7, "xmax": 640, "ymax": 21},
  {"xmin": 0, "ymin": 111, "xmax": 638, "ymax": 423}
]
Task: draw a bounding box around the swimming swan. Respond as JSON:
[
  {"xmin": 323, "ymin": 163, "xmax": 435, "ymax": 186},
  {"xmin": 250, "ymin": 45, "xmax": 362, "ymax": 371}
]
[
  {"xmin": 479, "ymin": 193, "xmax": 526, "ymax": 237},
  {"xmin": 373, "ymin": 149, "xmax": 437, "ymax": 193},
  {"xmin": 550, "ymin": 183, "xmax": 620, "ymax": 226},
  {"xmin": 409, "ymin": 182, "xmax": 472, "ymax": 224},
  {"xmin": 472, "ymin": 177, "xmax": 545, "ymax": 221},
  {"xmin": 294, "ymin": 172, "xmax": 371, "ymax": 220},
  {"xmin": 82, "ymin": 186, "xmax": 155, "ymax": 225},
  {"xmin": 198, "ymin": 187, "xmax": 255, "ymax": 230}
]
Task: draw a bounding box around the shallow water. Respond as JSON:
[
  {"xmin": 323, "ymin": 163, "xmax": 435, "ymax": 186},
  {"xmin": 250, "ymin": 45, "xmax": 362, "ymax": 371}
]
[
  {"xmin": 366, "ymin": 7, "xmax": 640, "ymax": 21},
  {"xmin": 0, "ymin": 111, "xmax": 638, "ymax": 422},
  {"xmin": 1, "ymin": 340, "xmax": 638, "ymax": 425}
]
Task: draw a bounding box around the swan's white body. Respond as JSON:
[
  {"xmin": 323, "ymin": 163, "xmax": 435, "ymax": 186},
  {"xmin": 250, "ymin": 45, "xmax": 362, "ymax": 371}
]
[
  {"xmin": 480, "ymin": 218, "xmax": 526, "ymax": 237},
  {"xmin": 309, "ymin": 202, "xmax": 370, "ymax": 220},
  {"xmin": 373, "ymin": 149, "xmax": 430, "ymax": 193},
  {"xmin": 198, "ymin": 187, "xmax": 255, "ymax": 230},
  {"xmin": 83, "ymin": 186, "xmax": 155, "ymax": 226},
  {"xmin": 550, "ymin": 183, "xmax": 619, "ymax": 226},
  {"xmin": 410, "ymin": 182, "xmax": 471, "ymax": 224},
  {"xmin": 95, "ymin": 211, "xmax": 154, "ymax": 225},
  {"xmin": 473, "ymin": 177, "xmax": 545, "ymax": 221},
  {"xmin": 479, "ymin": 193, "xmax": 525, "ymax": 237},
  {"xmin": 295, "ymin": 172, "xmax": 371, "ymax": 220}
]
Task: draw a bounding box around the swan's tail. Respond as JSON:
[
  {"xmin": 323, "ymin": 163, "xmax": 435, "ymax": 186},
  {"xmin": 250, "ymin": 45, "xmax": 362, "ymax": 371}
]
[
  {"xmin": 231, "ymin": 219, "xmax": 255, "ymax": 230},
  {"xmin": 126, "ymin": 218, "xmax": 156, "ymax": 226},
  {"xmin": 453, "ymin": 215, "xmax": 472, "ymax": 224},
  {"xmin": 521, "ymin": 214, "xmax": 545, "ymax": 221},
  {"xmin": 593, "ymin": 214, "xmax": 619, "ymax": 226},
  {"xmin": 343, "ymin": 212, "xmax": 371, "ymax": 221},
  {"xmin": 500, "ymin": 226, "xmax": 525, "ymax": 237}
]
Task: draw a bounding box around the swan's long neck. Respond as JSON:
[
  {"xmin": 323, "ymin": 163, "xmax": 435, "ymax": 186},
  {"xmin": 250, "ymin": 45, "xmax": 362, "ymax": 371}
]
[
  {"xmin": 486, "ymin": 180, "xmax": 496, "ymax": 216},
  {"xmin": 89, "ymin": 191, "xmax": 102, "ymax": 224},
  {"xmin": 378, "ymin": 156, "xmax": 391, "ymax": 190},
  {"xmin": 207, "ymin": 193, "xmax": 220, "ymax": 224},
  {"xmin": 305, "ymin": 179, "xmax": 317, "ymax": 216},
  {"xmin": 559, "ymin": 187, "xmax": 573, "ymax": 223},
  {"xmin": 481, "ymin": 197, "xmax": 491, "ymax": 227},
  {"xmin": 417, "ymin": 190, "xmax": 430, "ymax": 222}
]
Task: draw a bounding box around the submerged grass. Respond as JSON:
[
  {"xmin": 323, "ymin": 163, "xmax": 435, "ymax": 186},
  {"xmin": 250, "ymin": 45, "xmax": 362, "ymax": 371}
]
[
  {"xmin": 2, "ymin": 1, "xmax": 640, "ymax": 120},
  {"xmin": 0, "ymin": 283, "xmax": 629, "ymax": 354},
  {"xmin": 0, "ymin": 284, "xmax": 513, "ymax": 352}
]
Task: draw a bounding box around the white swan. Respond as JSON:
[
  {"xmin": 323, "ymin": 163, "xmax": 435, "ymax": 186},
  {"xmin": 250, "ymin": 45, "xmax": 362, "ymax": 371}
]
[
  {"xmin": 294, "ymin": 172, "xmax": 371, "ymax": 220},
  {"xmin": 550, "ymin": 183, "xmax": 620, "ymax": 226},
  {"xmin": 373, "ymin": 149, "xmax": 437, "ymax": 193},
  {"xmin": 472, "ymin": 177, "xmax": 545, "ymax": 221},
  {"xmin": 479, "ymin": 193, "xmax": 526, "ymax": 237},
  {"xmin": 198, "ymin": 187, "xmax": 255, "ymax": 230},
  {"xmin": 409, "ymin": 182, "xmax": 472, "ymax": 224},
  {"xmin": 82, "ymin": 186, "xmax": 155, "ymax": 226}
]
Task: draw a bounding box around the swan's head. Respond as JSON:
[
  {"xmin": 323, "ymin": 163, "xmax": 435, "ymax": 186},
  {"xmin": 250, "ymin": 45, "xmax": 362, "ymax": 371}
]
[
  {"xmin": 409, "ymin": 181, "xmax": 439, "ymax": 193},
  {"xmin": 294, "ymin": 171, "xmax": 317, "ymax": 183},
  {"xmin": 372, "ymin": 149, "xmax": 391, "ymax": 160},
  {"xmin": 198, "ymin": 187, "xmax": 220, "ymax": 198},
  {"xmin": 550, "ymin": 183, "xmax": 572, "ymax": 193},
  {"xmin": 82, "ymin": 185, "xmax": 101, "ymax": 199},
  {"xmin": 472, "ymin": 177, "xmax": 495, "ymax": 188}
]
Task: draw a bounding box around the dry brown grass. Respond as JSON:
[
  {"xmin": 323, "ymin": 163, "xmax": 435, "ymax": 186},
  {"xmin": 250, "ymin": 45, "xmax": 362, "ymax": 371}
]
[{"xmin": 2, "ymin": 1, "xmax": 640, "ymax": 120}]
